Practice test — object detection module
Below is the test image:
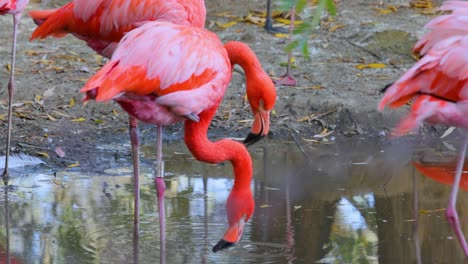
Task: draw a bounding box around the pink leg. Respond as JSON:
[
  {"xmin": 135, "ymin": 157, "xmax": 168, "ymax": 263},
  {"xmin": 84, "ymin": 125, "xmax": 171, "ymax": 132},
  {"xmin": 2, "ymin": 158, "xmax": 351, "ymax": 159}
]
[
  {"xmin": 128, "ymin": 116, "xmax": 140, "ymax": 262},
  {"xmin": 155, "ymin": 125, "xmax": 165, "ymax": 178},
  {"xmin": 155, "ymin": 125, "xmax": 166, "ymax": 263},
  {"xmin": 445, "ymin": 135, "xmax": 468, "ymax": 257},
  {"xmin": 275, "ymin": 6, "xmax": 297, "ymax": 86},
  {"xmin": 2, "ymin": 13, "xmax": 21, "ymax": 185}
]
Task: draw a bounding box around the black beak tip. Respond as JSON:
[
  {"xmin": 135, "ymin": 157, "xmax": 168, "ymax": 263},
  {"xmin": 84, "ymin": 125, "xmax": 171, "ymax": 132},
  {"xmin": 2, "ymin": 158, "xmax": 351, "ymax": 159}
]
[
  {"xmin": 212, "ymin": 239, "xmax": 234, "ymax": 253},
  {"xmin": 243, "ymin": 132, "xmax": 264, "ymax": 147}
]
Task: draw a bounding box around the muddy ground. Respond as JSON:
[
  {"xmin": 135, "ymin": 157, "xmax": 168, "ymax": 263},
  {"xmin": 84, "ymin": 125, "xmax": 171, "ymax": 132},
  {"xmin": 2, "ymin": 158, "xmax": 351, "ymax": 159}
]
[{"xmin": 0, "ymin": 0, "xmax": 455, "ymax": 169}]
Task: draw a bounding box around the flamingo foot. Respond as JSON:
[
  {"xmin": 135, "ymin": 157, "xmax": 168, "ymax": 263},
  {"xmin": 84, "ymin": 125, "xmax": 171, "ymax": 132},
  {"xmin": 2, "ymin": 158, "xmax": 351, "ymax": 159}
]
[
  {"xmin": 445, "ymin": 206, "xmax": 468, "ymax": 257},
  {"xmin": 275, "ymin": 75, "xmax": 297, "ymax": 86},
  {"xmin": 264, "ymin": 20, "xmax": 288, "ymax": 34}
]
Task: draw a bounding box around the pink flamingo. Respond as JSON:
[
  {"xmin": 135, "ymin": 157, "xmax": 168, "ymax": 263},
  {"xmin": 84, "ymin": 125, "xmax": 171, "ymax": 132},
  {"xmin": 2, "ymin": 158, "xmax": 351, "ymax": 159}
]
[
  {"xmin": 0, "ymin": 0, "xmax": 29, "ymax": 184},
  {"xmin": 379, "ymin": 0, "xmax": 468, "ymax": 257},
  {"xmin": 80, "ymin": 21, "xmax": 276, "ymax": 251},
  {"xmin": 28, "ymin": 1, "xmax": 207, "ymax": 259},
  {"xmin": 29, "ymin": 0, "xmax": 207, "ymax": 179}
]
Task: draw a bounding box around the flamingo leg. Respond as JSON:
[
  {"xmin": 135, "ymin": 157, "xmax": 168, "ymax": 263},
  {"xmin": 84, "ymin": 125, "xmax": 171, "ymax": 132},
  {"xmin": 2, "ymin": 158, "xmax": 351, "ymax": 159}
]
[
  {"xmin": 128, "ymin": 116, "xmax": 140, "ymax": 262},
  {"xmin": 154, "ymin": 125, "xmax": 166, "ymax": 263},
  {"xmin": 446, "ymin": 134, "xmax": 468, "ymax": 257},
  {"xmin": 264, "ymin": 0, "xmax": 288, "ymax": 34},
  {"xmin": 275, "ymin": 6, "xmax": 297, "ymax": 86},
  {"xmin": 2, "ymin": 13, "xmax": 21, "ymax": 185}
]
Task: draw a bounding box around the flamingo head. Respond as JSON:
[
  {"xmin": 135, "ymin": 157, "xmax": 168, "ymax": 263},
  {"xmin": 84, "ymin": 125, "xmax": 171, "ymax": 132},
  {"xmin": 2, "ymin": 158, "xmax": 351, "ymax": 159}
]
[
  {"xmin": 243, "ymin": 70, "xmax": 277, "ymax": 146},
  {"xmin": 212, "ymin": 187, "xmax": 254, "ymax": 252}
]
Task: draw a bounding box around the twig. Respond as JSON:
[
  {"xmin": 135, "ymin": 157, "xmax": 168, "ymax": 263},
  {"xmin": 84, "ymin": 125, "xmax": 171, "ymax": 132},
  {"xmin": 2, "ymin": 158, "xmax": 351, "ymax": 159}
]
[{"xmin": 288, "ymin": 128, "xmax": 312, "ymax": 162}]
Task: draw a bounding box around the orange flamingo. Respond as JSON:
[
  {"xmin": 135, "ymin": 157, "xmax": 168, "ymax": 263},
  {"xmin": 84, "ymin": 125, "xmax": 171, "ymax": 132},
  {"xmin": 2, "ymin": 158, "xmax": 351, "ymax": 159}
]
[
  {"xmin": 29, "ymin": 0, "xmax": 206, "ymax": 57},
  {"xmin": 379, "ymin": 1, "xmax": 468, "ymax": 256},
  {"xmin": 80, "ymin": 21, "xmax": 276, "ymax": 251},
  {"xmin": 1, "ymin": 0, "xmax": 29, "ymax": 184},
  {"xmin": 29, "ymin": 0, "xmax": 207, "ymax": 179}
]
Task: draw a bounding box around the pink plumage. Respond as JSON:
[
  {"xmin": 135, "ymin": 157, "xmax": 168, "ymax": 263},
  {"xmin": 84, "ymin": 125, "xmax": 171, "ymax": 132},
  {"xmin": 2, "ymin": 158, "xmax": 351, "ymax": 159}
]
[
  {"xmin": 81, "ymin": 21, "xmax": 231, "ymax": 126},
  {"xmin": 0, "ymin": 0, "xmax": 28, "ymax": 14},
  {"xmin": 29, "ymin": 0, "xmax": 206, "ymax": 57}
]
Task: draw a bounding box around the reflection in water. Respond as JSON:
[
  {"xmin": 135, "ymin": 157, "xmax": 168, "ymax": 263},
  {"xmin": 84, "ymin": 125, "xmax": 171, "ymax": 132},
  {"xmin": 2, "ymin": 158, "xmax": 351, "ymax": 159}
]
[
  {"xmin": 317, "ymin": 196, "xmax": 378, "ymax": 263},
  {"xmin": 412, "ymin": 168, "xmax": 422, "ymax": 264},
  {"xmin": 3, "ymin": 186, "xmax": 11, "ymax": 264},
  {"xmin": 0, "ymin": 139, "xmax": 467, "ymax": 263}
]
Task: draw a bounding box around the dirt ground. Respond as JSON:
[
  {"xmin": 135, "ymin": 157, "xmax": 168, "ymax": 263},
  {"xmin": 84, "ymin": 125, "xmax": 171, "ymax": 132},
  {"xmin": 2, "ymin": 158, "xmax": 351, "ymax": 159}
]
[{"xmin": 0, "ymin": 0, "xmax": 453, "ymax": 168}]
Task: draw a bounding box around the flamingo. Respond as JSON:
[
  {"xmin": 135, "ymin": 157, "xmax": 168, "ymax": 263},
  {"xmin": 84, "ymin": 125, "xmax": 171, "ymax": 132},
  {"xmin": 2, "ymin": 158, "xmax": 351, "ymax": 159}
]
[
  {"xmin": 80, "ymin": 21, "xmax": 276, "ymax": 251},
  {"xmin": 0, "ymin": 0, "xmax": 29, "ymax": 185},
  {"xmin": 29, "ymin": 0, "xmax": 207, "ymax": 179},
  {"xmin": 379, "ymin": 0, "xmax": 468, "ymax": 257},
  {"xmin": 28, "ymin": 1, "xmax": 207, "ymax": 258}
]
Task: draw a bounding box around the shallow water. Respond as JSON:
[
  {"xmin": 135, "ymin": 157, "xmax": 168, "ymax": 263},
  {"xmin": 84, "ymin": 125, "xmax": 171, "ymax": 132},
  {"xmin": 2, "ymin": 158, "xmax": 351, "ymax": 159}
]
[{"xmin": 1, "ymin": 137, "xmax": 467, "ymax": 263}]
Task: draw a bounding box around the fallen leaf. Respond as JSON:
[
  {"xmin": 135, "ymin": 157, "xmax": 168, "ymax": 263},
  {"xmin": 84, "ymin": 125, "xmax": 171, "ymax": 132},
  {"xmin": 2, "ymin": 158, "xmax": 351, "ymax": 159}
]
[
  {"xmin": 329, "ymin": 24, "xmax": 346, "ymax": 32},
  {"xmin": 216, "ymin": 21, "xmax": 238, "ymax": 29},
  {"xmin": 67, "ymin": 163, "xmax": 80, "ymax": 168},
  {"xmin": 36, "ymin": 152, "xmax": 50, "ymax": 158},
  {"xmin": 274, "ymin": 33, "xmax": 289, "ymax": 38},
  {"xmin": 274, "ymin": 18, "xmax": 302, "ymax": 26},
  {"xmin": 71, "ymin": 117, "xmax": 86, "ymax": 122},
  {"xmin": 356, "ymin": 63, "xmax": 387, "ymax": 69},
  {"xmin": 440, "ymin": 127, "xmax": 456, "ymax": 139}
]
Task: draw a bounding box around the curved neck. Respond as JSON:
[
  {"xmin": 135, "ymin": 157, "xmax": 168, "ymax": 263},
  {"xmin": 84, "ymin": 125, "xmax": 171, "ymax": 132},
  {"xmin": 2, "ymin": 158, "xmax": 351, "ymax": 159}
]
[
  {"xmin": 224, "ymin": 41, "xmax": 262, "ymax": 78},
  {"xmin": 184, "ymin": 107, "xmax": 252, "ymax": 190}
]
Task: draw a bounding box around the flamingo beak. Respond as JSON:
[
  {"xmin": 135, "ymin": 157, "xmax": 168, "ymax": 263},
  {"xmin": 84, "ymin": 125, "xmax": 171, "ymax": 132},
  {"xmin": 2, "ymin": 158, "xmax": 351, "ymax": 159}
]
[
  {"xmin": 212, "ymin": 218, "xmax": 246, "ymax": 252},
  {"xmin": 243, "ymin": 110, "xmax": 270, "ymax": 146}
]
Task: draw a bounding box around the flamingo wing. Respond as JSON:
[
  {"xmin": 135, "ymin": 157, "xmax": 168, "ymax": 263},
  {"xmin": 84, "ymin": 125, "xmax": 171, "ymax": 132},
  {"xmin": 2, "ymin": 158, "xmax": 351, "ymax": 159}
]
[
  {"xmin": 29, "ymin": 0, "xmax": 206, "ymax": 56},
  {"xmin": 81, "ymin": 21, "xmax": 231, "ymax": 118},
  {"xmin": 0, "ymin": 0, "xmax": 28, "ymax": 14},
  {"xmin": 379, "ymin": 35, "xmax": 468, "ymax": 111},
  {"xmin": 414, "ymin": 1, "xmax": 468, "ymax": 55}
]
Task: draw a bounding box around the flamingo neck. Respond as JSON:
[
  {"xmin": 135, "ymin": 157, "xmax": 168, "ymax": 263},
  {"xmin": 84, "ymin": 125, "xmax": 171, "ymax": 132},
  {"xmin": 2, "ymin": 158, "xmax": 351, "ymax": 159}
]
[
  {"xmin": 184, "ymin": 107, "xmax": 252, "ymax": 191},
  {"xmin": 224, "ymin": 41, "xmax": 262, "ymax": 79}
]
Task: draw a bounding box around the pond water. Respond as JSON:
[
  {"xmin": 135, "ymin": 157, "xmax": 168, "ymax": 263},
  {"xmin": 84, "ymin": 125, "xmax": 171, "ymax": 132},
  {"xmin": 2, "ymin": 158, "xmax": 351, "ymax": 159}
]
[{"xmin": 1, "ymin": 136, "xmax": 467, "ymax": 263}]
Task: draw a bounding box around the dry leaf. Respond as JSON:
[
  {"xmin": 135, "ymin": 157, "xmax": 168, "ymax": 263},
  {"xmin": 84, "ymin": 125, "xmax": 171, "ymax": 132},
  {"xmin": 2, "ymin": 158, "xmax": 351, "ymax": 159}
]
[
  {"xmin": 67, "ymin": 163, "xmax": 80, "ymax": 168},
  {"xmin": 356, "ymin": 63, "xmax": 387, "ymax": 69},
  {"xmin": 36, "ymin": 152, "xmax": 50, "ymax": 158},
  {"xmin": 71, "ymin": 117, "xmax": 86, "ymax": 122},
  {"xmin": 216, "ymin": 21, "xmax": 238, "ymax": 29},
  {"xmin": 440, "ymin": 127, "xmax": 455, "ymax": 139},
  {"xmin": 274, "ymin": 33, "xmax": 289, "ymax": 38}
]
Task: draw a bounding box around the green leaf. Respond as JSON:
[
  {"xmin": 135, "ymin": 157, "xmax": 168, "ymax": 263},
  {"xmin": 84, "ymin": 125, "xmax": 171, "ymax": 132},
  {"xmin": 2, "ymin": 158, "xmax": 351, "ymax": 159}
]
[
  {"xmin": 325, "ymin": 0, "xmax": 337, "ymax": 16},
  {"xmin": 285, "ymin": 40, "xmax": 300, "ymax": 53}
]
